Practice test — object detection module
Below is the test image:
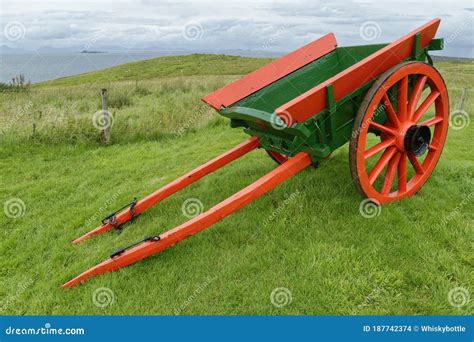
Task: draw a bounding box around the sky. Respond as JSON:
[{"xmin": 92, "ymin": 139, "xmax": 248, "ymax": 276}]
[{"xmin": 1, "ymin": 0, "xmax": 473, "ymax": 57}]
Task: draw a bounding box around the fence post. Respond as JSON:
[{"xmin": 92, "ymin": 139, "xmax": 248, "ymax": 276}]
[
  {"xmin": 101, "ymin": 88, "xmax": 110, "ymax": 145},
  {"xmin": 458, "ymin": 88, "xmax": 467, "ymax": 111}
]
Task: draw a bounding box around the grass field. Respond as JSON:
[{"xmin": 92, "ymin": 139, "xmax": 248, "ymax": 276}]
[{"xmin": 0, "ymin": 55, "xmax": 472, "ymax": 315}]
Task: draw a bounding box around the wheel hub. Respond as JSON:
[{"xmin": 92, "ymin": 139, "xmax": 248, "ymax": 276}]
[{"xmin": 404, "ymin": 125, "xmax": 431, "ymax": 156}]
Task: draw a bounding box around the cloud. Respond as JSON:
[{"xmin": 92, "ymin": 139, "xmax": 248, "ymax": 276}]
[{"xmin": 1, "ymin": 0, "xmax": 472, "ymax": 57}]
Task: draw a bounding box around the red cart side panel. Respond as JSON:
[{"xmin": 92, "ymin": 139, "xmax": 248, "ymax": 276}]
[
  {"xmin": 202, "ymin": 33, "xmax": 337, "ymax": 110},
  {"xmin": 276, "ymin": 18, "xmax": 441, "ymax": 123}
]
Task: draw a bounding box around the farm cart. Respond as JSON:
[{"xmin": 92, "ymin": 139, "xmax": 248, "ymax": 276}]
[{"xmin": 63, "ymin": 18, "xmax": 448, "ymax": 287}]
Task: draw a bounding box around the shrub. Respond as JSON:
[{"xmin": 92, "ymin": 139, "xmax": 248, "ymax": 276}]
[{"xmin": 0, "ymin": 82, "xmax": 29, "ymax": 93}]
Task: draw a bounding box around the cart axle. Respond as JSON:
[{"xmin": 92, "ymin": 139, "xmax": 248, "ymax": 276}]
[{"xmin": 404, "ymin": 125, "xmax": 431, "ymax": 156}]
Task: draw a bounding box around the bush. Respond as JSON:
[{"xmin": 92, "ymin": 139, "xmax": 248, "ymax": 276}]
[{"xmin": 0, "ymin": 82, "xmax": 29, "ymax": 93}]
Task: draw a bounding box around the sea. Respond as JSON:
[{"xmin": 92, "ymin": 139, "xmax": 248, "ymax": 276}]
[
  {"xmin": 0, "ymin": 51, "xmax": 190, "ymax": 84},
  {"xmin": 0, "ymin": 50, "xmax": 280, "ymax": 84}
]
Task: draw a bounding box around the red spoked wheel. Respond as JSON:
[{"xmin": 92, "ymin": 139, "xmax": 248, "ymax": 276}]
[
  {"xmin": 266, "ymin": 150, "xmax": 289, "ymax": 164},
  {"xmin": 349, "ymin": 62, "xmax": 449, "ymax": 204}
]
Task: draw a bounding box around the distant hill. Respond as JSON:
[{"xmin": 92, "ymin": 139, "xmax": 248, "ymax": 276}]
[
  {"xmin": 431, "ymin": 55, "xmax": 473, "ymax": 62},
  {"xmin": 0, "ymin": 45, "xmax": 31, "ymax": 54},
  {"xmin": 37, "ymin": 54, "xmax": 273, "ymax": 87},
  {"xmin": 36, "ymin": 52, "xmax": 473, "ymax": 88}
]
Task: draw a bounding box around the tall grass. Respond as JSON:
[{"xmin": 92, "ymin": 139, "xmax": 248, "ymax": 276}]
[
  {"xmin": 0, "ymin": 54, "xmax": 273, "ymax": 146},
  {"xmin": 0, "ymin": 82, "xmax": 30, "ymax": 93},
  {"xmin": 0, "ymin": 58, "xmax": 471, "ymax": 147},
  {"xmin": 0, "ymin": 75, "xmax": 233, "ymax": 146}
]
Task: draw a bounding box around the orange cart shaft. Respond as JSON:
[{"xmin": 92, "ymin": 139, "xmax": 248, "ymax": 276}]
[
  {"xmin": 63, "ymin": 152, "xmax": 312, "ymax": 288},
  {"xmin": 72, "ymin": 137, "xmax": 260, "ymax": 244}
]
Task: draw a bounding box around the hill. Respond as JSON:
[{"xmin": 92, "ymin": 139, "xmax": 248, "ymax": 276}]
[{"xmin": 38, "ymin": 54, "xmax": 273, "ymax": 87}]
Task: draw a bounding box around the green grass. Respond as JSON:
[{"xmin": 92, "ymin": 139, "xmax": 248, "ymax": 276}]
[
  {"xmin": 38, "ymin": 54, "xmax": 273, "ymax": 87},
  {"xmin": 0, "ymin": 55, "xmax": 472, "ymax": 315}
]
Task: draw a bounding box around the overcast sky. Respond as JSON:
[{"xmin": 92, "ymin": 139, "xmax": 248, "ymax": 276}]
[{"xmin": 1, "ymin": 0, "xmax": 473, "ymax": 57}]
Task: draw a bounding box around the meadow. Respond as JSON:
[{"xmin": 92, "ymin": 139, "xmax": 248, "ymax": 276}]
[{"xmin": 0, "ymin": 55, "xmax": 472, "ymax": 315}]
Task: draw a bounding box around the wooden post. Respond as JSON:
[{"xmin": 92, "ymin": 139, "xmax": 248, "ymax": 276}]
[
  {"xmin": 101, "ymin": 88, "xmax": 110, "ymax": 145},
  {"xmin": 458, "ymin": 88, "xmax": 467, "ymax": 111}
]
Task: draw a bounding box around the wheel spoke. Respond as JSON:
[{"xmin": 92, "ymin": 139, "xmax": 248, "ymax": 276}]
[
  {"xmin": 407, "ymin": 75, "xmax": 427, "ymax": 120},
  {"xmin": 364, "ymin": 137, "xmax": 396, "ymax": 160},
  {"xmin": 407, "ymin": 152, "xmax": 424, "ymax": 174},
  {"xmin": 397, "ymin": 153, "xmax": 407, "ymax": 192},
  {"xmin": 397, "ymin": 76, "xmax": 408, "ymax": 121},
  {"xmin": 368, "ymin": 146, "xmax": 397, "ymax": 185},
  {"xmin": 352, "ymin": 63, "xmax": 449, "ymax": 202},
  {"xmin": 381, "ymin": 152, "xmax": 401, "ymax": 195},
  {"xmin": 382, "ymin": 93, "xmax": 400, "ymax": 127},
  {"xmin": 369, "ymin": 121, "xmax": 397, "ymax": 136},
  {"xmin": 412, "ymin": 90, "xmax": 440, "ymax": 123},
  {"xmin": 420, "ymin": 116, "xmax": 443, "ymax": 127}
]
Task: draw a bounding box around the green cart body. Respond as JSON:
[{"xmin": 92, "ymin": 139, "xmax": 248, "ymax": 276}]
[{"xmin": 202, "ymin": 19, "xmax": 444, "ymax": 163}]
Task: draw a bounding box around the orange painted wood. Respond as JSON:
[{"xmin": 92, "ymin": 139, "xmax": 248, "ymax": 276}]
[
  {"xmin": 63, "ymin": 152, "xmax": 312, "ymax": 288},
  {"xmin": 201, "ymin": 33, "xmax": 337, "ymax": 110},
  {"xmin": 72, "ymin": 137, "xmax": 260, "ymax": 244},
  {"xmin": 275, "ymin": 19, "xmax": 440, "ymax": 123},
  {"xmin": 354, "ymin": 62, "xmax": 449, "ymax": 204}
]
